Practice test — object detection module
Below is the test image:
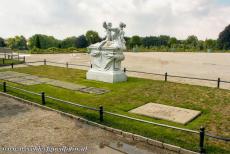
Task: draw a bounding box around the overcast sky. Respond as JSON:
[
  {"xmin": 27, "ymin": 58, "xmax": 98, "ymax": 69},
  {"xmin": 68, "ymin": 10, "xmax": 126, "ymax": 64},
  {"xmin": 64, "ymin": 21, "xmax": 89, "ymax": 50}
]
[{"xmin": 0, "ymin": 0, "xmax": 229, "ymax": 40}]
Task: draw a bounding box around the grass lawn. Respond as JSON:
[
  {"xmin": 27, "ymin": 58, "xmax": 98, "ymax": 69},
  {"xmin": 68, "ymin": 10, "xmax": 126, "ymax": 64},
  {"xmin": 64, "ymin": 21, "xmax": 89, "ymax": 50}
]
[
  {"xmin": 0, "ymin": 65, "xmax": 229, "ymax": 153},
  {"xmin": 0, "ymin": 58, "xmax": 24, "ymax": 66}
]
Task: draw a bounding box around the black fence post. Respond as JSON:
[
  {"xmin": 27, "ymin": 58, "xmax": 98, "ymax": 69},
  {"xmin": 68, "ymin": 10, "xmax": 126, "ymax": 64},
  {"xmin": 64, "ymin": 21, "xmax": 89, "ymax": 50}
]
[
  {"xmin": 90, "ymin": 64, "xmax": 92, "ymax": 68},
  {"xmin": 99, "ymin": 106, "xmax": 104, "ymax": 122},
  {"xmin": 66, "ymin": 62, "xmax": 68, "ymax": 68},
  {"xmin": 3, "ymin": 82, "xmax": 6, "ymax": 92},
  {"xmin": 199, "ymin": 127, "xmax": 205, "ymax": 154},
  {"xmin": 165, "ymin": 72, "xmax": 168, "ymax": 81},
  {"xmin": 11, "ymin": 63, "xmax": 14, "ymax": 69},
  {"xmin": 124, "ymin": 67, "xmax": 126, "ymax": 73},
  {"xmin": 23, "ymin": 56, "xmax": 25, "ymax": 62},
  {"xmin": 217, "ymin": 78, "xmax": 220, "ymax": 89},
  {"xmin": 2, "ymin": 58, "xmax": 4, "ymax": 64},
  {"xmin": 41, "ymin": 92, "xmax": 46, "ymax": 105},
  {"xmin": 44, "ymin": 59, "xmax": 46, "ymax": 65}
]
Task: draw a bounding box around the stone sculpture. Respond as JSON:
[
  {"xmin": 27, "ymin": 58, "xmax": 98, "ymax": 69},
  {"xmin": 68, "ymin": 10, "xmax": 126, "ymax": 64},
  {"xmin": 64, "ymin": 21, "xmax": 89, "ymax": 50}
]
[{"xmin": 86, "ymin": 22, "xmax": 127, "ymax": 83}]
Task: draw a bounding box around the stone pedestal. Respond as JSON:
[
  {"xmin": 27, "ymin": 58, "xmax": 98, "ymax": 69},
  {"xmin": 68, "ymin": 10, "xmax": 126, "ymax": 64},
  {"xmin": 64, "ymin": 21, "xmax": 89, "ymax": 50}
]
[
  {"xmin": 87, "ymin": 45, "xmax": 127, "ymax": 83},
  {"xmin": 87, "ymin": 69, "xmax": 127, "ymax": 83}
]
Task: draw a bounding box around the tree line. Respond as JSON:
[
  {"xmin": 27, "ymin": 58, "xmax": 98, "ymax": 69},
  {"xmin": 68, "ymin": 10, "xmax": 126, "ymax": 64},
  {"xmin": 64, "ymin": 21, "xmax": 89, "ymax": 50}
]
[{"xmin": 0, "ymin": 24, "xmax": 230, "ymax": 52}]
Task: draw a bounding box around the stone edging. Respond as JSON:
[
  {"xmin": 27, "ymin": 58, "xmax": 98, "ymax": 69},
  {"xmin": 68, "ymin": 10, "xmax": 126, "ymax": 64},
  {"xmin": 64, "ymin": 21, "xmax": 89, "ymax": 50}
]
[{"xmin": 0, "ymin": 92, "xmax": 198, "ymax": 154}]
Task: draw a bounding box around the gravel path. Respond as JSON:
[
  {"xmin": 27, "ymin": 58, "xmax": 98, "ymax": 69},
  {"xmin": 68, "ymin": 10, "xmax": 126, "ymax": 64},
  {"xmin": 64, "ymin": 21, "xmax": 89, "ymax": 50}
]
[{"xmin": 0, "ymin": 94, "xmax": 175, "ymax": 154}]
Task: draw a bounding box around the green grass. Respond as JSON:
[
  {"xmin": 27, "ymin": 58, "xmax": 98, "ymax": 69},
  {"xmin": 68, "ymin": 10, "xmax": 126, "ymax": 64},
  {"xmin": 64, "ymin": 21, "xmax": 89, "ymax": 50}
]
[
  {"xmin": 0, "ymin": 65, "xmax": 229, "ymax": 153},
  {"xmin": 0, "ymin": 58, "xmax": 24, "ymax": 66}
]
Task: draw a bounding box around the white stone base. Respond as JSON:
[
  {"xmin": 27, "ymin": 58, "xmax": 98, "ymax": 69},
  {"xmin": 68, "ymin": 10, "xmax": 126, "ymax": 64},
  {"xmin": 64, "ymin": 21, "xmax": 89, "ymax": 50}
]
[{"xmin": 86, "ymin": 69, "xmax": 127, "ymax": 83}]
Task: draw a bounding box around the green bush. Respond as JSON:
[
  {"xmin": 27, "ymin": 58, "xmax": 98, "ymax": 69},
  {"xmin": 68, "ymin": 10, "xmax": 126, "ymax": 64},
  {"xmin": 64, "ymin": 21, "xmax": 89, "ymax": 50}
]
[{"xmin": 29, "ymin": 47, "xmax": 87, "ymax": 54}]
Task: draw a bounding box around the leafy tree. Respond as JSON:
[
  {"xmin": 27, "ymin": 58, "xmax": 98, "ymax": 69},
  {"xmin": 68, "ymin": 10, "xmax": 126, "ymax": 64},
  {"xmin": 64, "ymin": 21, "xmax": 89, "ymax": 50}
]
[
  {"xmin": 186, "ymin": 35, "xmax": 199, "ymax": 48},
  {"xmin": 204, "ymin": 39, "xmax": 217, "ymax": 49},
  {"xmin": 130, "ymin": 35, "xmax": 141, "ymax": 48},
  {"xmin": 76, "ymin": 35, "xmax": 88, "ymax": 48},
  {"xmin": 28, "ymin": 34, "xmax": 60, "ymax": 49},
  {"xmin": 0, "ymin": 37, "xmax": 6, "ymax": 47},
  {"xmin": 168, "ymin": 37, "xmax": 178, "ymax": 47},
  {"xmin": 7, "ymin": 35, "xmax": 27, "ymax": 50},
  {"xmin": 61, "ymin": 36, "xmax": 77, "ymax": 48},
  {"xmin": 85, "ymin": 30, "xmax": 100, "ymax": 44},
  {"xmin": 124, "ymin": 37, "xmax": 130, "ymax": 48},
  {"xmin": 159, "ymin": 35, "xmax": 170, "ymax": 46},
  {"xmin": 218, "ymin": 24, "xmax": 230, "ymax": 50}
]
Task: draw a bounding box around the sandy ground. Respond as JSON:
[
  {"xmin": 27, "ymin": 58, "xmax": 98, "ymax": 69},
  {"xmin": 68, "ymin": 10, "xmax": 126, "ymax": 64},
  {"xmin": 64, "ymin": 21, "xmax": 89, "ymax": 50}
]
[
  {"xmin": 3, "ymin": 52, "xmax": 230, "ymax": 89},
  {"xmin": 0, "ymin": 94, "xmax": 175, "ymax": 154}
]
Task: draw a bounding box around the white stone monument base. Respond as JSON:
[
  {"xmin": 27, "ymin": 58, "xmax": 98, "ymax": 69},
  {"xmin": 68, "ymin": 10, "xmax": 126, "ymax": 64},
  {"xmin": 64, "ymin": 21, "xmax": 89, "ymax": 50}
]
[{"xmin": 87, "ymin": 69, "xmax": 127, "ymax": 83}]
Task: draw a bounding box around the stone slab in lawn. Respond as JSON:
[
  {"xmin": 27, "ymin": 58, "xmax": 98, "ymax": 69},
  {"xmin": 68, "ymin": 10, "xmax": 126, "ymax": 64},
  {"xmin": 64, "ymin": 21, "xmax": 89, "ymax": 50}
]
[
  {"xmin": 0, "ymin": 71, "xmax": 110, "ymax": 94},
  {"xmin": 0, "ymin": 71, "xmax": 28, "ymax": 79},
  {"xmin": 46, "ymin": 80, "xmax": 87, "ymax": 91},
  {"xmin": 16, "ymin": 80, "xmax": 43, "ymax": 85},
  {"xmin": 79, "ymin": 87, "xmax": 110, "ymax": 94},
  {"xmin": 129, "ymin": 103, "xmax": 201, "ymax": 124},
  {"xmin": 6, "ymin": 77, "xmax": 28, "ymax": 83}
]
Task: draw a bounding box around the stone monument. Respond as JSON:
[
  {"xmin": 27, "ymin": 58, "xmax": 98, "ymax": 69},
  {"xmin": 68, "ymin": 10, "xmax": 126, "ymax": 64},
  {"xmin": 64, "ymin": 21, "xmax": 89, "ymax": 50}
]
[{"xmin": 86, "ymin": 22, "xmax": 127, "ymax": 83}]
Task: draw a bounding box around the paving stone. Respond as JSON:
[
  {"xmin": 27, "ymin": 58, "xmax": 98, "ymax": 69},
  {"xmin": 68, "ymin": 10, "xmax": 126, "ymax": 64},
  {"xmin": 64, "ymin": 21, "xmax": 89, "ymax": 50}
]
[
  {"xmin": 129, "ymin": 103, "xmax": 201, "ymax": 124},
  {"xmin": 38, "ymin": 78, "xmax": 56, "ymax": 83},
  {"xmin": 147, "ymin": 139, "xmax": 163, "ymax": 148},
  {"xmin": 0, "ymin": 71, "xmax": 29, "ymax": 79},
  {"xmin": 163, "ymin": 143, "xmax": 181, "ymax": 152},
  {"xmin": 6, "ymin": 77, "xmax": 27, "ymax": 83},
  {"xmin": 79, "ymin": 87, "xmax": 110, "ymax": 94},
  {"xmin": 47, "ymin": 80, "xmax": 86, "ymax": 91},
  {"xmin": 21, "ymin": 75, "xmax": 40, "ymax": 80},
  {"xmin": 0, "ymin": 71, "xmax": 110, "ymax": 95},
  {"xmin": 16, "ymin": 80, "xmax": 42, "ymax": 85}
]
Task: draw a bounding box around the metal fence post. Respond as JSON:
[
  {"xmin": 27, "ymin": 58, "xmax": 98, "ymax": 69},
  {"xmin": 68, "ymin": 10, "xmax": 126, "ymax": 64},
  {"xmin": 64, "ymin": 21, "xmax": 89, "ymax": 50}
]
[
  {"xmin": 199, "ymin": 127, "xmax": 205, "ymax": 154},
  {"xmin": 165, "ymin": 72, "xmax": 168, "ymax": 81},
  {"xmin": 23, "ymin": 56, "xmax": 25, "ymax": 62},
  {"xmin": 90, "ymin": 64, "xmax": 92, "ymax": 68},
  {"xmin": 66, "ymin": 62, "xmax": 68, "ymax": 68},
  {"xmin": 3, "ymin": 82, "xmax": 6, "ymax": 92},
  {"xmin": 217, "ymin": 78, "xmax": 220, "ymax": 89},
  {"xmin": 2, "ymin": 58, "xmax": 4, "ymax": 64},
  {"xmin": 41, "ymin": 92, "xmax": 46, "ymax": 105},
  {"xmin": 17, "ymin": 52, "xmax": 19, "ymax": 61},
  {"xmin": 124, "ymin": 67, "xmax": 126, "ymax": 73},
  {"xmin": 99, "ymin": 106, "xmax": 104, "ymax": 122},
  {"xmin": 11, "ymin": 63, "xmax": 14, "ymax": 69},
  {"xmin": 44, "ymin": 59, "xmax": 46, "ymax": 65}
]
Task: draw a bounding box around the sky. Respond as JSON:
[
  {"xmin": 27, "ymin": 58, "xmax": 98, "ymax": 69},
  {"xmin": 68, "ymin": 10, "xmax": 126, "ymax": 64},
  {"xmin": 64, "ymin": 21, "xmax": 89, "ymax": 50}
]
[{"xmin": 0, "ymin": 0, "xmax": 230, "ymax": 40}]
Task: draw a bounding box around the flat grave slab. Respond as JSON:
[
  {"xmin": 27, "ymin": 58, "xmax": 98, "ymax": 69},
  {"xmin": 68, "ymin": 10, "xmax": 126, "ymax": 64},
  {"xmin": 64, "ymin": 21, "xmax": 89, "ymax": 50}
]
[
  {"xmin": 15, "ymin": 80, "xmax": 43, "ymax": 85},
  {"xmin": 0, "ymin": 71, "xmax": 29, "ymax": 79},
  {"xmin": 129, "ymin": 103, "xmax": 201, "ymax": 124},
  {"xmin": 6, "ymin": 77, "xmax": 28, "ymax": 83},
  {"xmin": 0, "ymin": 71, "xmax": 109, "ymax": 94},
  {"xmin": 46, "ymin": 80, "xmax": 87, "ymax": 91},
  {"xmin": 79, "ymin": 87, "xmax": 110, "ymax": 94}
]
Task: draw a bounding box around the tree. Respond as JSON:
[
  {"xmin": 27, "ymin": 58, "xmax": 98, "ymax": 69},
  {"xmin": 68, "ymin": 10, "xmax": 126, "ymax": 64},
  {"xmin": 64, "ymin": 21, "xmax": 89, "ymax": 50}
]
[
  {"xmin": 76, "ymin": 35, "xmax": 88, "ymax": 48},
  {"xmin": 130, "ymin": 35, "xmax": 141, "ymax": 48},
  {"xmin": 28, "ymin": 34, "xmax": 60, "ymax": 49},
  {"xmin": 61, "ymin": 36, "xmax": 77, "ymax": 48},
  {"xmin": 204, "ymin": 39, "xmax": 217, "ymax": 49},
  {"xmin": 186, "ymin": 35, "xmax": 199, "ymax": 48},
  {"xmin": 159, "ymin": 35, "xmax": 170, "ymax": 46},
  {"xmin": 7, "ymin": 35, "xmax": 27, "ymax": 50},
  {"xmin": 85, "ymin": 30, "xmax": 100, "ymax": 44},
  {"xmin": 168, "ymin": 37, "xmax": 178, "ymax": 47},
  {"xmin": 0, "ymin": 37, "xmax": 6, "ymax": 47},
  {"xmin": 218, "ymin": 24, "xmax": 230, "ymax": 50}
]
